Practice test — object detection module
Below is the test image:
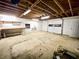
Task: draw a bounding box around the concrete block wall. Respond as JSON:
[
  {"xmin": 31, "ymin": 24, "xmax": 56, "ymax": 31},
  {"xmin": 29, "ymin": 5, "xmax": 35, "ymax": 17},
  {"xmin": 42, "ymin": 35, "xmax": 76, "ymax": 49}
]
[
  {"xmin": 15, "ymin": 16, "xmax": 79, "ymax": 38},
  {"xmin": 63, "ymin": 16, "xmax": 79, "ymax": 38},
  {"xmin": 39, "ymin": 19, "xmax": 62, "ymax": 34},
  {"xmin": 19, "ymin": 18, "xmax": 40, "ymax": 32},
  {"xmin": 39, "ymin": 16, "xmax": 79, "ymax": 38},
  {"xmin": 41, "ymin": 21, "xmax": 48, "ymax": 31},
  {"xmin": 48, "ymin": 18, "xmax": 62, "ymax": 34}
]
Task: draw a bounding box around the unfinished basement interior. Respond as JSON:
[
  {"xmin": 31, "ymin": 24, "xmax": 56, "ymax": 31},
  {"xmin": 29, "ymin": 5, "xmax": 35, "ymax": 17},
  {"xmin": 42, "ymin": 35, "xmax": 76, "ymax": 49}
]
[{"xmin": 0, "ymin": 0, "xmax": 79, "ymax": 59}]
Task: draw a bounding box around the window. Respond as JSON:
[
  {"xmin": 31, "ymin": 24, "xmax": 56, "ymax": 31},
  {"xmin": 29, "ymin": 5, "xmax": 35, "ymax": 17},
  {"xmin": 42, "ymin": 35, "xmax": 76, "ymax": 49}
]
[
  {"xmin": 25, "ymin": 24, "xmax": 30, "ymax": 28},
  {"xmin": 48, "ymin": 24, "xmax": 53, "ymax": 27}
]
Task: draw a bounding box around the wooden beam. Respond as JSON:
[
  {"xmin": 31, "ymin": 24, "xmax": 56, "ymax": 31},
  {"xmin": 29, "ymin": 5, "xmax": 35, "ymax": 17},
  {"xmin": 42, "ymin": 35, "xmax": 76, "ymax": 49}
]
[
  {"xmin": 26, "ymin": 0, "xmax": 58, "ymax": 17},
  {"xmin": 20, "ymin": 0, "xmax": 41, "ymax": 17},
  {"xmin": 0, "ymin": 4, "xmax": 22, "ymax": 12},
  {"xmin": 0, "ymin": 0, "xmax": 24, "ymax": 11},
  {"xmin": 0, "ymin": 5, "xmax": 22, "ymax": 14},
  {"xmin": 32, "ymin": 8, "xmax": 45, "ymax": 14},
  {"xmin": 30, "ymin": 0, "xmax": 40, "ymax": 9},
  {"xmin": 18, "ymin": 2, "xmax": 44, "ymax": 15},
  {"xmin": 63, "ymin": 7, "xmax": 79, "ymax": 15},
  {"xmin": 53, "ymin": 0, "xmax": 68, "ymax": 16},
  {"xmin": 68, "ymin": 0, "xmax": 73, "ymax": 16},
  {"xmin": 0, "ymin": 6, "xmax": 23, "ymax": 17},
  {"xmin": 40, "ymin": 0, "xmax": 63, "ymax": 16},
  {"xmin": 36, "ymin": 6, "xmax": 58, "ymax": 16}
]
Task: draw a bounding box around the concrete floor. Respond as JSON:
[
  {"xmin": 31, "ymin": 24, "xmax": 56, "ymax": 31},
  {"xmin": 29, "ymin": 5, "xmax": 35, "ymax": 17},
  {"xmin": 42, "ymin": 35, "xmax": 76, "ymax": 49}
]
[{"xmin": 0, "ymin": 31, "xmax": 79, "ymax": 59}]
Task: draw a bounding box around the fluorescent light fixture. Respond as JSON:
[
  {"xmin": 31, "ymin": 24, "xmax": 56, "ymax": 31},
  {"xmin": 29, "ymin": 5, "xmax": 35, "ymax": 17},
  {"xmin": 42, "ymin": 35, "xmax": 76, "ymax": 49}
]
[
  {"xmin": 23, "ymin": 9, "xmax": 31, "ymax": 15},
  {"xmin": 32, "ymin": 19, "xmax": 39, "ymax": 21},
  {"xmin": 41, "ymin": 16, "xmax": 50, "ymax": 19}
]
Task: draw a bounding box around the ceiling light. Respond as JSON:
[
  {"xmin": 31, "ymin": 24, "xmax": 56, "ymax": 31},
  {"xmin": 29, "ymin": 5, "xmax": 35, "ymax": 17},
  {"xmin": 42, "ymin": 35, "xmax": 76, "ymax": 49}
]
[
  {"xmin": 32, "ymin": 19, "xmax": 39, "ymax": 21},
  {"xmin": 41, "ymin": 16, "xmax": 50, "ymax": 19},
  {"xmin": 23, "ymin": 9, "xmax": 31, "ymax": 15}
]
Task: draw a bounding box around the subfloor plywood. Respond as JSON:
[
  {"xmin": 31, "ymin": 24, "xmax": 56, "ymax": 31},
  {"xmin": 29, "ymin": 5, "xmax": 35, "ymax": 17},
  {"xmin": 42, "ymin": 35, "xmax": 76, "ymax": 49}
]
[{"xmin": 0, "ymin": 31, "xmax": 79, "ymax": 59}]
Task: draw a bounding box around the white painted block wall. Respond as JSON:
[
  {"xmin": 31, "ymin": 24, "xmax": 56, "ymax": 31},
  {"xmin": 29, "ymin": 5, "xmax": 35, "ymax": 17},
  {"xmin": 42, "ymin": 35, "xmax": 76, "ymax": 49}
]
[
  {"xmin": 18, "ymin": 16, "xmax": 79, "ymax": 38},
  {"xmin": 37, "ymin": 21, "xmax": 43, "ymax": 31},
  {"xmin": 39, "ymin": 16, "xmax": 79, "ymax": 38},
  {"xmin": 48, "ymin": 19, "xmax": 62, "ymax": 34},
  {"xmin": 42, "ymin": 21, "xmax": 48, "ymax": 31},
  {"xmin": 63, "ymin": 16, "xmax": 79, "ymax": 37},
  {"xmin": 19, "ymin": 18, "xmax": 40, "ymax": 31}
]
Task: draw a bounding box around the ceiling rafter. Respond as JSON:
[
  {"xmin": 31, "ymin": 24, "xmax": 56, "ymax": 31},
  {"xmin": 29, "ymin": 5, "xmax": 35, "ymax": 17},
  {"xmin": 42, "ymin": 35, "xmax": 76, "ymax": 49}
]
[
  {"xmin": 0, "ymin": 6, "xmax": 21, "ymax": 16},
  {"xmin": 28, "ymin": 0, "xmax": 45, "ymax": 15},
  {"xmin": 0, "ymin": 3, "xmax": 22, "ymax": 12},
  {"xmin": 18, "ymin": 2, "xmax": 44, "ymax": 15},
  {"xmin": 30, "ymin": 0, "xmax": 40, "ymax": 9},
  {"xmin": 19, "ymin": 3, "xmax": 44, "ymax": 14},
  {"xmin": 0, "ymin": 0, "xmax": 24, "ymax": 11},
  {"xmin": 32, "ymin": 8, "xmax": 45, "ymax": 15},
  {"xmin": 40, "ymin": 0, "xmax": 63, "ymax": 17},
  {"xmin": 25, "ymin": 0, "xmax": 58, "ymax": 17},
  {"xmin": 20, "ymin": 0, "xmax": 41, "ymax": 17},
  {"xmin": 0, "ymin": 0, "xmax": 79, "ymax": 19},
  {"xmin": 68, "ymin": 0, "xmax": 73, "ymax": 16},
  {"xmin": 53, "ymin": 0, "xmax": 68, "ymax": 16},
  {"xmin": 65, "ymin": 7, "xmax": 79, "ymax": 14}
]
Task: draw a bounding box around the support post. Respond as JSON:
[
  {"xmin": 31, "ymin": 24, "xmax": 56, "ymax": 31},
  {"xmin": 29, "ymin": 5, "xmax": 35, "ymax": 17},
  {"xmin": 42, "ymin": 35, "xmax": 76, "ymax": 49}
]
[{"xmin": 61, "ymin": 18, "xmax": 64, "ymax": 35}]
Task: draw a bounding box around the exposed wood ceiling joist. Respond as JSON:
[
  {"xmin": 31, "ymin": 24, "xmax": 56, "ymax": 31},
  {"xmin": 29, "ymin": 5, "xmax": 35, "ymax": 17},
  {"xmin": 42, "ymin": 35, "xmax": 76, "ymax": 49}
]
[
  {"xmin": 53, "ymin": 0, "xmax": 68, "ymax": 16},
  {"xmin": 0, "ymin": 3, "xmax": 22, "ymax": 12},
  {"xmin": 0, "ymin": 0, "xmax": 24, "ymax": 10},
  {"xmin": 68, "ymin": 0, "xmax": 73, "ymax": 16},
  {"xmin": 0, "ymin": 0, "xmax": 79, "ymax": 20},
  {"xmin": 20, "ymin": 0, "xmax": 41, "ymax": 17},
  {"xmin": 25, "ymin": 0, "xmax": 58, "ymax": 17},
  {"xmin": 40, "ymin": 0, "xmax": 63, "ymax": 17}
]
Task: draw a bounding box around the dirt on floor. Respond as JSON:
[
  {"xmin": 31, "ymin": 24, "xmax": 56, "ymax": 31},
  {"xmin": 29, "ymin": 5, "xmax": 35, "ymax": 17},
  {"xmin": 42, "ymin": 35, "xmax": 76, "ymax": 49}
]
[{"xmin": 0, "ymin": 31, "xmax": 79, "ymax": 59}]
